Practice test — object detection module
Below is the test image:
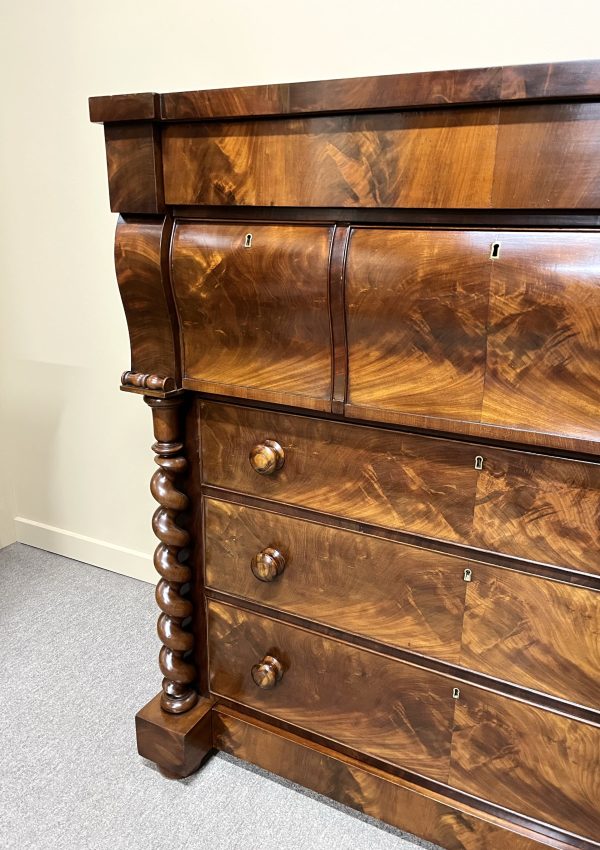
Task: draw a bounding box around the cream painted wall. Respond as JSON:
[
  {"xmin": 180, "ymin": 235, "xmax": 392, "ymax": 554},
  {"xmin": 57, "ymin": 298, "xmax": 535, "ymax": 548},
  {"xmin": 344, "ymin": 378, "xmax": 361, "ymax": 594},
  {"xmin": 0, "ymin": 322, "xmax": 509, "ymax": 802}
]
[{"xmin": 1, "ymin": 0, "xmax": 599, "ymax": 580}]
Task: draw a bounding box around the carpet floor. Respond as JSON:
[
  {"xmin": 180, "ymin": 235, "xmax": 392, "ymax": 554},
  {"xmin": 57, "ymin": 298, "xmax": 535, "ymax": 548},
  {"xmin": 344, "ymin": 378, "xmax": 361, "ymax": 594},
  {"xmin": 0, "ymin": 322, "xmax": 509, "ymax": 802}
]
[{"xmin": 0, "ymin": 542, "xmax": 441, "ymax": 850}]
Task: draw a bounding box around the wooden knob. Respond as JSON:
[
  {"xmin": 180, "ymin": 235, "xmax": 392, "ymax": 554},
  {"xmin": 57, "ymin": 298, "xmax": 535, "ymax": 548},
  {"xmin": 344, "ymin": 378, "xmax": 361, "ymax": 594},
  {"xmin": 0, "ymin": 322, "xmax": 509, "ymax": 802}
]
[
  {"xmin": 249, "ymin": 440, "xmax": 285, "ymax": 475},
  {"xmin": 251, "ymin": 655, "xmax": 284, "ymax": 689},
  {"xmin": 251, "ymin": 547, "xmax": 286, "ymax": 582}
]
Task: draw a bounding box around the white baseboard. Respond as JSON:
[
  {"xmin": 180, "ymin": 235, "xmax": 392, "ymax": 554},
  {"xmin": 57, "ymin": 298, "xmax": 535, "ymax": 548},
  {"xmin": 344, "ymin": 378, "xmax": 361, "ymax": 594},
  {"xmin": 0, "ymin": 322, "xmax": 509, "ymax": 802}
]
[{"xmin": 14, "ymin": 517, "xmax": 155, "ymax": 584}]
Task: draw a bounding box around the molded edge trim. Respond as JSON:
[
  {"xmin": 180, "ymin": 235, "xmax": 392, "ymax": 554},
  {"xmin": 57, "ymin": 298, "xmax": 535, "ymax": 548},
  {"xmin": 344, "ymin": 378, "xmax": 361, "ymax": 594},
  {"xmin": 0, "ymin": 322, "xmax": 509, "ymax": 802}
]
[{"xmin": 90, "ymin": 60, "xmax": 600, "ymax": 124}]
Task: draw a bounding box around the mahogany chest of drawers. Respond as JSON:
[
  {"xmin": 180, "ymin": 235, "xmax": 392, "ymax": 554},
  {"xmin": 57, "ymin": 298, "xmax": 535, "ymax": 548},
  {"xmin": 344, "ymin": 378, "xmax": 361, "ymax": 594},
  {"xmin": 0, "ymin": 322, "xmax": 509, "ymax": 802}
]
[{"xmin": 90, "ymin": 61, "xmax": 600, "ymax": 850}]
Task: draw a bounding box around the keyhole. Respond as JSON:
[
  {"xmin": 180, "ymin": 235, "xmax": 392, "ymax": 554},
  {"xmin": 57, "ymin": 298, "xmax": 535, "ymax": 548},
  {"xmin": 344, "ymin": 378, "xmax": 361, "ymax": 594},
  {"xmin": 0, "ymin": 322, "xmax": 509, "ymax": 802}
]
[
  {"xmin": 474, "ymin": 455, "xmax": 484, "ymax": 471},
  {"xmin": 490, "ymin": 241, "xmax": 501, "ymax": 259},
  {"xmin": 244, "ymin": 233, "xmax": 253, "ymax": 248}
]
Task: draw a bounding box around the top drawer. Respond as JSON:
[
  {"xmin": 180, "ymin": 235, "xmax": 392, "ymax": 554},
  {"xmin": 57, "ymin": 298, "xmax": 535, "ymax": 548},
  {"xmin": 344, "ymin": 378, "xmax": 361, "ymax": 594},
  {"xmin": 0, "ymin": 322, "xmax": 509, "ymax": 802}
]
[
  {"xmin": 200, "ymin": 401, "xmax": 600, "ymax": 575},
  {"xmin": 171, "ymin": 223, "xmax": 333, "ymax": 410},
  {"xmin": 162, "ymin": 103, "xmax": 600, "ymax": 208}
]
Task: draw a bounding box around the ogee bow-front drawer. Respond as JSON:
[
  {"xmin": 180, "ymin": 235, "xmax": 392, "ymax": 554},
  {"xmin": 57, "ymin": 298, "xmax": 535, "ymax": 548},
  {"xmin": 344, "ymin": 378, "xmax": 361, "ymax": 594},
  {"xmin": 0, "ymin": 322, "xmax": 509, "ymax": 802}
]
[{"xmin": 172, "ymin": 222, "xmax": 334, "ymax": 410}]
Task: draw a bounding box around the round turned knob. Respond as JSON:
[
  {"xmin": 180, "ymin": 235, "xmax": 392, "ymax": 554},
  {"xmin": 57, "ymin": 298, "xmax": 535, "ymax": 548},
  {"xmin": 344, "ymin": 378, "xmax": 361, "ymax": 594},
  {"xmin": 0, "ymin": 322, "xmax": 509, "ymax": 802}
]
[
  {"xmin": 251, "ymin": 547, "xmax": 286, "ymax": 582},
  {"xmin": 251, "ymin": 655, "xmax": 284, "ymax": 689},
  {"xmin": 249, "ymin": 440, "xmax": 285, "ymax": 475}
]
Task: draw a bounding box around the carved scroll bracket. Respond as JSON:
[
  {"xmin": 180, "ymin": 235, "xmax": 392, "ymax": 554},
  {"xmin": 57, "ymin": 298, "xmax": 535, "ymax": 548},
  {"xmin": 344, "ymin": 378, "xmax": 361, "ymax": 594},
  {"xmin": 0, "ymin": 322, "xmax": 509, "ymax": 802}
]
[{"xmin": 145, "ymin": 395, "xmax": 197, "ymax": 714}]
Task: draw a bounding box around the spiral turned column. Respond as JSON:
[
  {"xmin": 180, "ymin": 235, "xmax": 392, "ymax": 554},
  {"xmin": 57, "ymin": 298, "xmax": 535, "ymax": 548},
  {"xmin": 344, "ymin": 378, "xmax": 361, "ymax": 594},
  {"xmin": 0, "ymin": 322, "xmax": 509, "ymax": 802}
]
[{"xmin": 145, "ymin": 396, "xmax": 198, "ymax": 714}]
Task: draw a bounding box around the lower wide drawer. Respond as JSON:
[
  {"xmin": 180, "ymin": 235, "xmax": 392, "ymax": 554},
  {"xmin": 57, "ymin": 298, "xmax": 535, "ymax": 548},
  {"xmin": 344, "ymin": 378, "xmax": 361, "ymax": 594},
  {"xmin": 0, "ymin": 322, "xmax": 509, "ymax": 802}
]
[
  {"xmin": 207, "ymin": 599, "xmax": 456, "ymax": 781},
  {"xmin": 450, "ymin": 685, "xmax": 600, "ymax": 842},
  {"xmin": 204, "ymin": 498, "xmax": 467, "ymax": 664},
  {"xmin": 207, "ymin": 601, "xmax": 600, "ymax": 840}
]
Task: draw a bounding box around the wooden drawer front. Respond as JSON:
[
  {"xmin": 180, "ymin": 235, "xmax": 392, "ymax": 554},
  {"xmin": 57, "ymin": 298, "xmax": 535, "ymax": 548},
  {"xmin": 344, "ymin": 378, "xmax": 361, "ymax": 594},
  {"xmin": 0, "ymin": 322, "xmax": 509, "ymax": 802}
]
[
  {"xmin": 346, "ymin": 229, "xmax": 490, "ymax": 421},
  {"xmin": 200, "ymin": 402, "xmax": 479, "ymax": 544},
  {"xmin": 462, "ymin": 566, "xmax": 600, "ymax": 708},
  {"xmin": 450, "ymin": 686, "xmax": 600, "ymax": 840},
  {"xmin": 162, "ymin": 103, "xmax": 600, "ymax": 209},
  {"xmin": 200, "ymin": 402, "xmax": 600, "ymax": 574},
  {"xmin": 204, "ymin": 498, "xmax": 467, "ymax": 664},
  {"xmin": 205, "ymin": 499, "xmax": 600, "ymax": 707},
  {"xmin": 473, "ymin": 448, "xmax": 600, "ymax": 575},
  {"xmin": 207, "ymin": 600, "xmax": 455, "ymax": 780},
  {"xmin": 163, "ymin": 109, "xmax": 498, "ymax": 209},
  {"xmin": 482, "ymin": 231, "xmax": 600, "ymax": 442},
  {"xmin": 346, "ymin": 229, "xmax": 600, "ymax": 444},
  {"xmin": 171, "ymin": 223, "xmax": 333, "ymax": 410}
]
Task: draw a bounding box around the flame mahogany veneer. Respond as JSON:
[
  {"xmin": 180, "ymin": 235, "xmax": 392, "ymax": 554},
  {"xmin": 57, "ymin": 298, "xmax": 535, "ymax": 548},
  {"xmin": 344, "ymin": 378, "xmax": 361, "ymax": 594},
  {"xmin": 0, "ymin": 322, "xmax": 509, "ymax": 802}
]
[{"xmin": 90, "ymin": 61, "xmax": 600, "ymax": 850}]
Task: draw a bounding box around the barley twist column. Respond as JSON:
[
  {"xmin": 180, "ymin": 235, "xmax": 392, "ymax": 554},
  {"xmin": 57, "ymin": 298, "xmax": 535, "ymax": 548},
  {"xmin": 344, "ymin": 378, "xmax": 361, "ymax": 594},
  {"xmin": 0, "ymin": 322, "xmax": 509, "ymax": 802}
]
[{"xmin": 145, "ymin": 395, "xmax": 198, "ymax": 714}]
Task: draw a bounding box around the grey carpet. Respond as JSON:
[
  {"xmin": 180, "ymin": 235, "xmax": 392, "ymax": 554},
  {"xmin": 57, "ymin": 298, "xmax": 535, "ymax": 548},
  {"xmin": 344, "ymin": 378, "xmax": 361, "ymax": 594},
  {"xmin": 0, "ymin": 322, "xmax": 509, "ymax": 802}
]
[{"xmin": 0, "ymin": 542, "xmax": 441, "ymax": 850}]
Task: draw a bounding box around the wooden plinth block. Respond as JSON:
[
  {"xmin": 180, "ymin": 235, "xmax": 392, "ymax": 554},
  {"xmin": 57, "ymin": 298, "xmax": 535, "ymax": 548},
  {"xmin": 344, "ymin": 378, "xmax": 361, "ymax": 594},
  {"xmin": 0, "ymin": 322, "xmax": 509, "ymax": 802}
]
[{"xmin": 136, "ymin": 694, "xmax": 214, "ymax": 777}]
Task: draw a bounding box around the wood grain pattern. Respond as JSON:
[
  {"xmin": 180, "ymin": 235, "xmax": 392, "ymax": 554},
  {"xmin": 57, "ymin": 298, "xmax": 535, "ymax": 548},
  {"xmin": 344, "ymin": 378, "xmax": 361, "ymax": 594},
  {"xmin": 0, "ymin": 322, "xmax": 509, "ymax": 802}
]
[
  {"xmin": 200, "ymin": 402, "xmax": 600, "ymax": 574},
  {"xmin": 104, "ymin": 123, "xmax": 164, "ymax": 213},
  {"xmin": 346, "ymin": 229, "xmax": 600, "ymax": 447},
  {"xmin": 343, "ymin": 401, "xmax": 600, "ymax": 456},
  {"xmin": 162, "ymin": 108, "xmax": 499, "ymax": 209},
  {"xmin": 493, "ymin": 103, "xmax": 600, "ymax": 209},
  {"xmin": 156, "ymin": 60, "xmax": 600, "ymax": 121},
  {"xmin": 462, "ymin": 566, "xmax": 600, "ymax": 709},
  {"xmin": 472, "ymin": 449, "xmax": 600, "ymax": 575},
  {"xmin": 214, "ymin": 705, "xmax": 579, "ymax": 850},
  {"xmin": 499, "ymin": 60, "xmax": 600, "ymax": 101},
  {"xmin": 114, "ymin": 216, "xmax": 179, "ymax": 381},
  {"xmin": 449, "ymin": 686, "xmax": 600, "ymax": 840},
  {"xmin": 202, "ymin": 484, "xmax": 600, "ymax": 590},
  {"xmin": 346, "ymin": 228, "xmax": 490, "ymax": 419},
  {"xmin": 162, "ymin": 103, "xmax": 600, "ymax": 209},
  {"xmin": 171, "ymin": 223, "xmax": 333, "ymax": 410},
  {"xmin": 205, "ymin": 497, "xmax": 600, "ymax": 707},
  {"xmin": 483, "ymin": 232, "xmax": 600, "ymax": 441},
  {"xmin": 199, "ymin": 401, "xmax": 479, "ymax": 544},
  {"xmin": 207, "ymin": 600, "xmax": 456, "ymax": 780},
  {"xmin": 160, "ymin": 67, "xmax": 504, "ymax": 120},
  {"xmin": 203, "ymin": 497, "xmax": 467, "ymax": 663},
  {"xmin": 135, "ymin": 693, "xmax": 214, "ymax": 778},
  {"xmin": 89, "ymin": 92, "xmax": 159, "ymax": 123}
]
